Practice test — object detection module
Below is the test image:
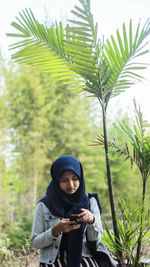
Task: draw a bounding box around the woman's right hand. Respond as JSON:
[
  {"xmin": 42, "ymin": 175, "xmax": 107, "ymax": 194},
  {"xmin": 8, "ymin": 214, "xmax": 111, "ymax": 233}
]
[{"xmin": 52, "ymin": 218, "xmax": 80, "ymax": 237}]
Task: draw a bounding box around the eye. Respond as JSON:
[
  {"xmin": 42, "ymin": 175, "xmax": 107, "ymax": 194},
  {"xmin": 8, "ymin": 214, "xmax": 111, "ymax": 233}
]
[
  {"xmin": 60, "ymin": 177, "xmax": 67, "ymax": 183},
  {"xmin": 72, "ymin": 176, "xmax": 79, "ymax": 181}
]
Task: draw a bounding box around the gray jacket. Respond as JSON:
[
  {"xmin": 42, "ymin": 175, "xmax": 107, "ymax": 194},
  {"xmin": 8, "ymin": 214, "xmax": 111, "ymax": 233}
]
[{"xmin": 31, "ymin": 197, "xmax": 116, "ymax": 266}]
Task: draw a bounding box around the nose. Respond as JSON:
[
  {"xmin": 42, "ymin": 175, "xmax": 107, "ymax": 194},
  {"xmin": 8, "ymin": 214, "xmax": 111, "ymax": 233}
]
[{"xmin": 68, "ymin": 179, "xmax": 74, "ymax": 187}]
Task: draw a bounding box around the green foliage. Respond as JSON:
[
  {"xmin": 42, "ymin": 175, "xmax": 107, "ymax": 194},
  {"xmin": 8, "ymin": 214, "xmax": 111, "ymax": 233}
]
[
  {"xmin": 0, "ymin": 234, "xmax": 38, "ymax": 266},
  {"xmin": 5, "ymin": 212, "xmax": 33, "ymax": 248},
  {"xmin": 7, "ymin": 1, "xmax": 150, "ymax": 107},
  {"xmin": 0, "ymin": 235, "xmax": 14, "ymax": 266},
  {"xmin": 0, "ymin": 57, "xmax": 108, "ymax": 244},
  {"xmin": 93, "ymin": 100, "xmax": 150, "ymax": 185},
  {"xmin": 115, "ymin": 100, "xmax": 150, "ymax": 181},
  {"xmin": 102, "ymin": 199, "xmax": 150, "ymax": 265},
  {"xmin": 96, "ymin": 101, "xmax": 150, "ymax": 265}
]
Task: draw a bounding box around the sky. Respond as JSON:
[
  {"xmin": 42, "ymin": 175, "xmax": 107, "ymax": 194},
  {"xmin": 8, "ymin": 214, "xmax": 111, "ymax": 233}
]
[{"xmin": 0, "ymin": 0, "xmax": 150, "ymax": 122}]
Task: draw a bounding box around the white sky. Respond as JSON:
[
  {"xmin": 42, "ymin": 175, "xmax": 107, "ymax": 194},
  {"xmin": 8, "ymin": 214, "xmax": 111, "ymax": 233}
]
[{"xmin": 0, "ymin": 0, "xmax": 150, "ymax": 122}]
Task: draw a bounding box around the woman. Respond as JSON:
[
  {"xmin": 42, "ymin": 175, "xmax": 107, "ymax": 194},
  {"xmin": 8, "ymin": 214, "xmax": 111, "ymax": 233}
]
[{"xmin": 31, "ymin": 155, "xmax": 116, "ymax": 267}]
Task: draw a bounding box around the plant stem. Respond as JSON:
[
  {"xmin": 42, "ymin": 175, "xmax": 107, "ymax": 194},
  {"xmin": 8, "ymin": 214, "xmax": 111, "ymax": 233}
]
[
  {"xmin": 135, "ymin": 176, "xmax": 147, "ymax": 267},
  {"xmin": 101, "ymin": 102, "xmax": 122, "ymax": 262}
]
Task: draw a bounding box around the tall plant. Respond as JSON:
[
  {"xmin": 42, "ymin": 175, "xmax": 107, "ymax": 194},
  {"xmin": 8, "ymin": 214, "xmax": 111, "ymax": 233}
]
[
  {"xmin": 102, "ymin": 199, "xmax": 150, "ymax": 266},
  {"xmin": 95, "ymin": 100, "xmax": 150, "ymax": 266},
  {"xmin": 7, "ymin": 0, "xmax": 150, "ymax": 254}
]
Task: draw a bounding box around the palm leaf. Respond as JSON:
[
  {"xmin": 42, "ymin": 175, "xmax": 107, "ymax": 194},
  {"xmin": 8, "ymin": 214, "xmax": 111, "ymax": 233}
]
[
  {"xmin": 7, "ymin": 1, "xmax": 150, "ymax": 107},
  {"xmin": 115, "ymin": 102, "xmax": 150, "ymax": 176},
  {"xmin": 7, "ymin": 9, "xmax": 84, "ymax": 89},
  {"xmin": 63, "ymin": 0, "xmax": 101, "ymax": 90},
  {"xmin": 103, "ymin": 199, "xmax": 149, "ymax": 262},
  {"xmin": 103, "ymin": 18, "xmax": 150, "ymax": 99},
  {"xmin": 92, "ymin": 100, "xmax": 150, "ymax": 175}
]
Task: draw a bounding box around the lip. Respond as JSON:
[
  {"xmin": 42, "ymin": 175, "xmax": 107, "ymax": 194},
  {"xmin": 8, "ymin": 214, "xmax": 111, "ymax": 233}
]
[{"xmin": 67, "ymin": 188, "xmax": 75, "ymax": 193}]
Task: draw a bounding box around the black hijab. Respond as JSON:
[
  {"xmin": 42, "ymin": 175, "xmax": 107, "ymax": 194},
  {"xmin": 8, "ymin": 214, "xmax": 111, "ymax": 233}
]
[{"xmin": 40, "ymin": 155, "xmax": 90, "ymax": 267}]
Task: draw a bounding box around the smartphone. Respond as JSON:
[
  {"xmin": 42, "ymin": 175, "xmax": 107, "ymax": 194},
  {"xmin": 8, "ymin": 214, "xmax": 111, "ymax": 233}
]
[
  {"xmin": 69, "ymin": 214, "xmax": 80, "ymax": 224},
  {"xmin": 69, "ymin": 214, "xmax": 79, "ymax": 221}
]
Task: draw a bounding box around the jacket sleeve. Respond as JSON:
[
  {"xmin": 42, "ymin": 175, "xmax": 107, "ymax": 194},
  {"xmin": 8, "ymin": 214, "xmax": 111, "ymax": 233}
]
[
  {"xmin": 31, "ymin": 202, "xmax": 61, "ymax": 249},
  {"xmin": 86, "ymin": 197, "xmax": 103, "ymax": 242}
]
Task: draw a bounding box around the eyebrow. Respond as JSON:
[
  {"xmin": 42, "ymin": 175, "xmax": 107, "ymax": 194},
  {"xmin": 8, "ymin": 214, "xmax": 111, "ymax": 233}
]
[{"xmin": 60, "ymin": 175, "xmax": 78, "ymax": 179}]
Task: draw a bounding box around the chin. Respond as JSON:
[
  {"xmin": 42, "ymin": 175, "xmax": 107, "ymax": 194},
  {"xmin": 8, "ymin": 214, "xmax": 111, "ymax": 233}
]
[{"xmin": 67, "ymin": 189, "xmax": 76, "ymax": 194}]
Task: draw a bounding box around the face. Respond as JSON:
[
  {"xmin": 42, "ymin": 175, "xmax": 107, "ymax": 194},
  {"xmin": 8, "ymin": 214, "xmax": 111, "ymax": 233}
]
[{"xmin": 59, "ymin": 170, "xmax": 80, "ymax": 194}]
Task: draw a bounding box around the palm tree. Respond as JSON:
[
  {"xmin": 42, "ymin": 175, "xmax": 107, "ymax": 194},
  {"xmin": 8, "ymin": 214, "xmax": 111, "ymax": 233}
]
[
  {"xmin": 7, "ymin": 0, "xmax": 150, "ymax": 257},
  {"xmin": 95, "ymin": 100, "xmax": 150, "ymax": 266},
  {"xmin": 115, "ymin": 101, "xmax": 150, "ymax": 267}
]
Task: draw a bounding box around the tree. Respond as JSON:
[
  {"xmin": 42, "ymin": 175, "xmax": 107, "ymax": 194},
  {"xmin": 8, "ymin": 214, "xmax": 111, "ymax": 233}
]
[
  {"xmin": 3, "ymin": 62, "xmax": 97, "ymax": 203},
  {"xmin": 0, "ymin": 52, "xmax": 8, "ymax": 232},
  {"xmin": 2, "ymin": 60, "xmax": 105, "ymax": 246},
  {"xmin": 7, "ymin": 0, "xmax": 150, "ymax": 258}
]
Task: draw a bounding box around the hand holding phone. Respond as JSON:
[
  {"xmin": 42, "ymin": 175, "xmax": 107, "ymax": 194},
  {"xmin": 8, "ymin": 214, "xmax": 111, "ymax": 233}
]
[{"xmin": 69, "ymin": 214, "xmax": 80, "ymax": 224}]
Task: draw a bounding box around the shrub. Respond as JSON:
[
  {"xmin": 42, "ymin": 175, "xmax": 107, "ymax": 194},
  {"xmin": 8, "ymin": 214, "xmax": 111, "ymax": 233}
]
[{"xmin": 0, "ymin": 234, "xmax": 14, "ymax": 266}]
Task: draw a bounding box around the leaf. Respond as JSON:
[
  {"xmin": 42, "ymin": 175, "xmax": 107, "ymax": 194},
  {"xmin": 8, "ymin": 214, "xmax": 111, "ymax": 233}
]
[{"xmin": 7, "ymin": 3, "xmax": 150, "ymax": 106}]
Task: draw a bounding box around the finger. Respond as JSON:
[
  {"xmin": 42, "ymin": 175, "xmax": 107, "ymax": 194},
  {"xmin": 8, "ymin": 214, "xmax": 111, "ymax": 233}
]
[
  {"xmin": 77, "ymin": 214, "xmax": 86, "ymax": 222},
  {"xmin": 80, "ymin": 209, "xmax": 90, "ymax": 216},
  {"xmin": 83, "ymin": 214, "xmax": 88, "ymax": 221},
  {"xmin": 68, "ymin": 220, "xmax": 76, "ymax": 225},
  {"xmin": 79, "ymin": 208, "xmax": 87, "ymax": 215},
  {"xmin": 77, "ymin": 216, "xmax": 84, "ymax": 222},
  {"xmin": 61, "ymin": 218, "xmax": 70, "ymax": 222},
  {"xmin": 79, "ymin": 212, "xmax": 92, "ymax": 223},
  {"xmin": 71, "ymin": 224, "xmax": 81, "ymax": 230},
  {"xmin": 78, "ymin": 211, "xmax": 86, "ymax": 217}
]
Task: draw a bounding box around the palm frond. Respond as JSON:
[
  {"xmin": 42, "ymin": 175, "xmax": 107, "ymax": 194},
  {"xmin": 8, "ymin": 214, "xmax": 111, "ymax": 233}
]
[
  {"xmin": 91, "ymin": 99, "xmax": 150, "ymax": 175},
  {"xmin": 63, "ymin": 0, "xmax": 102, "ymax": 96},
  {"xmin": 115, "ymin": 101, "xmax": 150, "ymax": 176},
  {"xmin": 7, "ymin": 1, "xmax": 150, "ymax": 106},
  {"xmin": 7, "ymin": 8, "xmax": 84, "ymax": 89},
  {"xmin": 102, "ymin": 18, "xmax": 150, "ymax": 99},
  {"xmin": 102, "ymin": 199, "xmax": 149, "ymax": 262}
]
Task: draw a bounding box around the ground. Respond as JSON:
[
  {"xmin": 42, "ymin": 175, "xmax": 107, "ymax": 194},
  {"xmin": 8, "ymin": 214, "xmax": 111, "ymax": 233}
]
[{"xmin": 3, "ymin": 244, "xmax": 150, "ymax": 267}]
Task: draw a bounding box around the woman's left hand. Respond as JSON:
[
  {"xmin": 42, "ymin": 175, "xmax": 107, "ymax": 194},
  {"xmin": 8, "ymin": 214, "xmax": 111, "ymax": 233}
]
[{"xmin": 77, "ymin": 208, "xmax": 95, "ymax": 224}]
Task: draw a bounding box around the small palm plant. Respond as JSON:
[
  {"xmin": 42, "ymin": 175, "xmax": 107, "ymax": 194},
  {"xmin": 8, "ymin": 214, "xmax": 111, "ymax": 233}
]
[
  {"xmin": 102, "ymin": 199, "xmax": 150, "ymax": 266},
  {"xmin": 94, "ymin": 100, "xmax": 150, "ymax": 266},
  {"xmin": 7, "ymin": 0, "xmax": 150, "ymax": 257}
]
